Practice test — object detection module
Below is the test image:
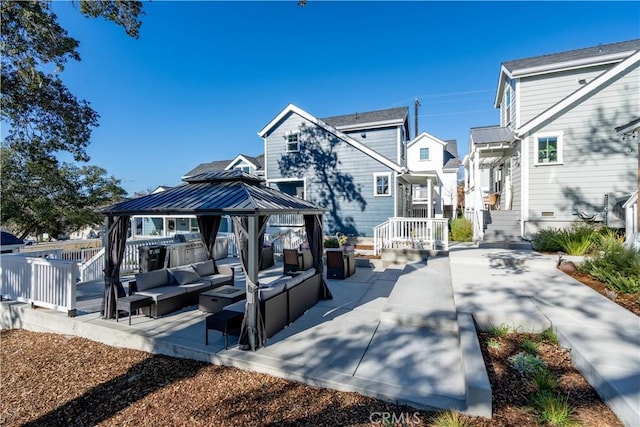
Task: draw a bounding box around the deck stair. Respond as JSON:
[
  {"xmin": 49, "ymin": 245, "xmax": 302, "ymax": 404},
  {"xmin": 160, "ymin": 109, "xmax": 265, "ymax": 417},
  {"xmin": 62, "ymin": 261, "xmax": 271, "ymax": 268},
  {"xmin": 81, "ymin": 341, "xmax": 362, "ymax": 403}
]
[{"xmin": 480, "ymin": 210, "xmax": 531, "ymax": 249}]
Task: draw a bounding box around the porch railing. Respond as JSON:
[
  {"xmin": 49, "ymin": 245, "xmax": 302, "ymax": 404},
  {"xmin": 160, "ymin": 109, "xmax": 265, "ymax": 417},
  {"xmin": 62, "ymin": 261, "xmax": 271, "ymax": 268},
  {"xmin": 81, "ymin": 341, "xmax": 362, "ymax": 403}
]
[
  {"xmin": 268, "ymin": 214, "xmax": 304, "ymax": 227},
  {"xmin": 1, "ymin": 255, "xmax": 78, "ymax": 316},
  {"xmin": 373, "ymin": 217, "xmax": 449, "ymax": 255}
]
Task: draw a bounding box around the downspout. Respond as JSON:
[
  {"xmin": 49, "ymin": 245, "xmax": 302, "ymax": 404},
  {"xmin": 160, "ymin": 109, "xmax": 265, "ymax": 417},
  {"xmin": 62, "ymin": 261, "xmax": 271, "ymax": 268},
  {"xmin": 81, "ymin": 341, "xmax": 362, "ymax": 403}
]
[{"xmin": 520, "ymin": 134, "xmax": 529, "ymax": 239}]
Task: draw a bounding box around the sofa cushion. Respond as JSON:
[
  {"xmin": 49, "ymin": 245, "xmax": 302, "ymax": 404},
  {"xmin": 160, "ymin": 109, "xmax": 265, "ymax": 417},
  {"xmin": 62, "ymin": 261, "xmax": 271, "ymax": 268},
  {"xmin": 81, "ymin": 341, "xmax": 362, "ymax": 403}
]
[
  {"xmin": 192, "ymin": 259, "xmax": 216, "ymax": 276},
  {"xmin": 136, "ymin": 285, "xmax": 186, "ymax": 302},
  {"xmin": 258, "ymin": 280, "xmax": 286, "ymax": 301},
  {"xmin": 170, "ymin": 268, "xmax": 201, "ymax": 285},
  {"xmin": 135, "ymin": 269, "xmax": 170, "ymax": 291},
  {"xmin": 177, "ymin": 281, "xmax": 211, "ymax": 294},
  {"xmin": 284, "ymin": 268, "xmax": 316, "ymax": 290}
]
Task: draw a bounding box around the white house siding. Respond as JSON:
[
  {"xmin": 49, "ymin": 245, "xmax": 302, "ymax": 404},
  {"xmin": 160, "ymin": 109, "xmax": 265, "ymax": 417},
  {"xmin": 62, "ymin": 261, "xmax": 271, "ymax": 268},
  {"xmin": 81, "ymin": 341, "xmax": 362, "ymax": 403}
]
[
  {"xmin": 265, "ymin": 113, "xmax": 397, "ymax": 237},
  {"xmin": 441, "ymin": 169, "xmax": 459, "ymax": 215},
  {"xmin": 407, "ymin": 136, "xmax": 445, "ymax": 172},
  {"xmin": 523, "ymin": 66, "xmax": 639, "ymax": 234},
  {"xmin": 518, "ymin": 64, "xmax": 611, "ymax": 125}
]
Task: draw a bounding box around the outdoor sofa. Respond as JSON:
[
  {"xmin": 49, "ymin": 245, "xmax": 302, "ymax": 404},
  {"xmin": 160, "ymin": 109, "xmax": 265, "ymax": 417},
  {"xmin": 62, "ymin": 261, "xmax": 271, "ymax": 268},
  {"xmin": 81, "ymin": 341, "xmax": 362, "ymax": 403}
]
[
  {"xmin": 132, "ymin": 260, "xmax": 234, "ymax": 317},
  {"xmin": 225, "ymin": 267, "xmax": 321, "ymax": 339}
]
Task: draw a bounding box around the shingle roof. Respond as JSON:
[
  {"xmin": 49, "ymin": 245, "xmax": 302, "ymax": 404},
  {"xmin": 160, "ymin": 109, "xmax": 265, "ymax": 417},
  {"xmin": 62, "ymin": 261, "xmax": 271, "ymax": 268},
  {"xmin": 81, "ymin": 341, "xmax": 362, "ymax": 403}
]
[
  {"xmin": 443, "ymin": 140, "xmax": 459, "ymax": 169},
  {"xmin": 239, "ymin": 154, "xmax": 264, "ymax": 169},
  {"xmin": 321, "ymin": 107, "xmax": 408, "ymax": 128},
  {"xmin": 183, "ymin": 160, "xmax": 231, "ymax": 178},
  {"xmin": 470, "ymin": 126, "xmax": 515, "ymax": 145},
  {"xmin": 101, "ymin": 170, "xmax": 323, "ymax": 217},
  {"xmin": 503, "ymin": 39, "xmax": 640, "ymax": 72}
]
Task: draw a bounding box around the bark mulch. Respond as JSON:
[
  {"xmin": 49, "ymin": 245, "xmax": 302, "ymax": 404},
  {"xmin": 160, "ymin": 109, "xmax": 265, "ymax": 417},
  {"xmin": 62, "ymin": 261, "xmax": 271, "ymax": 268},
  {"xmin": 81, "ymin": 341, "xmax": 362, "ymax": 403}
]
[
  {"xmin": 562, "ymin": 269, "xmax": 640, "ymax": 317},
  {"xmin": 1, "ymin": 328, "xmax": 622, "ymax": 426}
]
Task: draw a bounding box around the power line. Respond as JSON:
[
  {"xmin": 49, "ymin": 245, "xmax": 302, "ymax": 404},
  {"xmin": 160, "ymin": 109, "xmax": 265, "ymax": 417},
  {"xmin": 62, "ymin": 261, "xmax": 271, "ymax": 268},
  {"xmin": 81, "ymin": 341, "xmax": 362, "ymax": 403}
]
[{"xmin": 417, "ymin": 109, "xmax": 495, "ymax": 117}]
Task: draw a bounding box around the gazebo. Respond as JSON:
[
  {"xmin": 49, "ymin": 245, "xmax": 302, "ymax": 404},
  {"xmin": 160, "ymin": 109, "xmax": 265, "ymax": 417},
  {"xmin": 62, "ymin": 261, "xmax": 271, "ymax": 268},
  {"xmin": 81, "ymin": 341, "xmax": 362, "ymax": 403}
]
[{"xmin": 100, "ymin": 170, "xmax": 330, "ymax": 351}]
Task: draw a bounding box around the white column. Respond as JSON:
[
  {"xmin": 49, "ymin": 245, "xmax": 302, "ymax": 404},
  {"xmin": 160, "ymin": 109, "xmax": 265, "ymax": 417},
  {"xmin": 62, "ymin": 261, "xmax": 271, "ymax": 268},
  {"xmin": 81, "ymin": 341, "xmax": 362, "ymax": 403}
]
[{"xmin": 427, "ymin": 179, "xmax": 433, "ymax": 218}]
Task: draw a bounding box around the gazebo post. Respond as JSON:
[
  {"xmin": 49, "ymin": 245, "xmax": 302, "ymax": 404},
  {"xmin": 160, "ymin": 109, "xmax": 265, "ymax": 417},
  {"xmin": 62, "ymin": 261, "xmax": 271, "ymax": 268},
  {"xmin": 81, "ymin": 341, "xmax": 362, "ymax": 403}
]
[{"xmin": 246, "ymin": 215, "xmax": 260, "ymax": 350}]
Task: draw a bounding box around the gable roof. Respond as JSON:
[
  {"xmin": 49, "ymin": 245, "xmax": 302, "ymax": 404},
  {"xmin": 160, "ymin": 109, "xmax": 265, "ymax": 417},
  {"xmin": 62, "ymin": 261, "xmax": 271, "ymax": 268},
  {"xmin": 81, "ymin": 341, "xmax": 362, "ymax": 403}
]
[
  {"xmin": 443, "ymin": 140, "xmax": 459, "ymax": 170},
  {"xmin": 225, "ymin": 154, "xmax": 264, "ymax": 170},
  {"xmin": 183, "ymin": 154, "xmax": 264, "ymax": 179},
  {"xmin": 183, "ymin": 160, "xmax": 231, "ymax": 178},
  {"xmin": 495, "ymin": 39, "xmax": 640, "ymax": 107},
  {"xmin": 258, "ymin": 104, "xmax": 403, "ymax": 173},
  {"xmin": 517, "ymin": 49, "xmax": 640, "ymax": 137},
  {"xmin": 321, "ymin": 107, "xmax": 408, "ymax": 130},
  {"xmin": 407, "ymin": 131, "xmax": 447, "ymax": 149}
]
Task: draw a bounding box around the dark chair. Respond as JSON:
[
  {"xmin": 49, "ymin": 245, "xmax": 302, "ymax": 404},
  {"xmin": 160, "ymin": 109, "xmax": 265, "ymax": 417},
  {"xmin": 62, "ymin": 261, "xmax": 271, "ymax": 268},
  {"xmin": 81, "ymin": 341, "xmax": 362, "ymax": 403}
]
[
  {"xmin": 283, "ymin": 249, "xmax": 301, "ymax": 274},
  {"xmin": 260, "ymin": 245, "xmax": 274, "ymax": 270},
  {"xmin": 326, "ymin": 250, "xmax": 347, "ymax": 279}
]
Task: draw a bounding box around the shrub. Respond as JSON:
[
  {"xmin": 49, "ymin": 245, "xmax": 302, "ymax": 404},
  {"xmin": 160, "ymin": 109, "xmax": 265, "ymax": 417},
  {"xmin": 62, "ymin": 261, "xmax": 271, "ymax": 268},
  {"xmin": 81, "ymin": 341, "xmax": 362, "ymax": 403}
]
[
  {"xmin": 533, "ymin": 224, "xmax": 597, "ymax": 255},
  {"xmin": 532, "ymin": 369, "xmax": 558, "ymax": 393},
  {"xmin": 552, "ymin": 224, "xmax": 597, "ymax": 255},
  {"xmin": 430, "ymin": 410, "xmax": 471, "ymax": 427},
  {"xmin": 531, "ymin": 391, "xmax": 578, "ymax": 427},
  {"xmin": 521, "ymin": 339, "xmax": 539, "ymax": 354},
  {"xmin": 486, "ymin": 323, "xmax": 511, "ymax": 337},
  {"xmin": 541, "ymin": 328, "xmax": 559, "ymax": 345},
  {"xmin": 508, "ymin": 352, "xmax": 547, "ymax": 376},
  {"xmin": 579, "ymin": 239, "xmax": 640, "ymax": 293},
  {"xmin": 532, "ymin": 228, "xmax": 564, "ymax": 252},
  {"xmin": 450, "ymin": 218, "xmax": 473, "ymax": 242}
]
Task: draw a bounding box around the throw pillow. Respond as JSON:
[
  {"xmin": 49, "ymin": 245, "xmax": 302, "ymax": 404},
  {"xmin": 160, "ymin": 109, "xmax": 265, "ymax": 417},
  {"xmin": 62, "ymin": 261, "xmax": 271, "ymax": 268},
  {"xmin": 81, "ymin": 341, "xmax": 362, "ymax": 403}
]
[
  {"xmin": 192, "ymin": 259, "xmax": 216, "ymax": 276},
  {"xmin": 171, "ymin": 268, "xmax": 202, "ymax": 285}
]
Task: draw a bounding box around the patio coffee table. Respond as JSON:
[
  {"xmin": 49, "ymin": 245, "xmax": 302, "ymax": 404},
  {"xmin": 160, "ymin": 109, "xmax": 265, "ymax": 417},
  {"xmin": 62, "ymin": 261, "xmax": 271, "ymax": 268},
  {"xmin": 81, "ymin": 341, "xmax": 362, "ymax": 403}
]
[
  {"xmin": 199, "ymin": 285, "xmax": 246, "ymax": 314},
  {"xmin": 116, "ymin": 295, "xmax": 153, "ymax": 325},
  {"xmin": 205, "ymin": 309, "xmax": 244, "ymax": 348}
]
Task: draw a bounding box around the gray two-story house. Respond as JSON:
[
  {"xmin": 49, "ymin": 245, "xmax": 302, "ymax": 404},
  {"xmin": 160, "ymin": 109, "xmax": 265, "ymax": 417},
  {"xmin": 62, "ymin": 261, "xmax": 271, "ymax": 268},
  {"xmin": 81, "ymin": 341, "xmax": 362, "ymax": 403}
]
[
  {"xmin": 464, "ymin": 39, "xmax": 640, "ymax": 241},
  {"xmin": 258, "ymin": 104, "xmax": 410, "ymax": 237}
]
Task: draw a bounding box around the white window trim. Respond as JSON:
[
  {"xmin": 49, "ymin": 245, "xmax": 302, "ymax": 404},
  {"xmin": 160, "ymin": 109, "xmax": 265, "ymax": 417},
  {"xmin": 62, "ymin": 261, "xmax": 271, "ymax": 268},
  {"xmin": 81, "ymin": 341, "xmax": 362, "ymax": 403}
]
[
  {"xmin": 373, "ymin": 172, "xmax": 392, "ymax": 197},
  {"xmin": 419, "ymin": 147, "xmax": 430, "ymax": 161},
  {"xmin": 285, "ymin": 131, "xmax": 300, "ymax": 153},
  {"xmin": 533, "ymin": 131, "xmax": 563, "ymax": 166}
]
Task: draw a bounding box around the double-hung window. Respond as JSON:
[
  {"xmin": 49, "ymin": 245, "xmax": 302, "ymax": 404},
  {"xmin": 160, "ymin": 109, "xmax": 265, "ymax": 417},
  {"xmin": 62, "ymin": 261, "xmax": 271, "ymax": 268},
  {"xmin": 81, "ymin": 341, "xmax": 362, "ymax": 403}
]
[
  {"xmin": 286, "ymin": 132, "xmax": 300, "ymax": 152},
  {"xmin": 535, "ymin": 132, "xmax": 563, "ymax": 165},
  {"xmin": 419, "ymin": 147, "xmax": 430, "ymax": 161},
  {"xmin": 373, "ymin": 172, "xmax": 391, "ymax": 196}
]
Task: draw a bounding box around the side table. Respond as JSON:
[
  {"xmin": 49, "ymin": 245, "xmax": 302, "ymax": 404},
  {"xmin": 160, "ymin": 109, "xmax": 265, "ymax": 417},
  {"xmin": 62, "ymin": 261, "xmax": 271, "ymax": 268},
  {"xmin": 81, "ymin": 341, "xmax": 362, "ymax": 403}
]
[
  {"xmin": 116, "ymin": 295, "xmax": 153, "ymax": 325},
  {"xmin": 199, "ymin": 285, "xmax": 246, "ymax": 313},
  {"xmin": 205, "ymin": 309, "xmax": 244, "ymax": 348}
]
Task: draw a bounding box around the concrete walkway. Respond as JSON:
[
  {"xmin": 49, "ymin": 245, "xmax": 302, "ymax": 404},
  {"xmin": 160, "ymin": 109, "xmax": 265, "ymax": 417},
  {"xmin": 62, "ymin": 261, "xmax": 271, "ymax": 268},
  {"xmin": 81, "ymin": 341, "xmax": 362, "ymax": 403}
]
[{"xmin": 450, "ymin": 243, "xmax": 640, "ymax": 427}]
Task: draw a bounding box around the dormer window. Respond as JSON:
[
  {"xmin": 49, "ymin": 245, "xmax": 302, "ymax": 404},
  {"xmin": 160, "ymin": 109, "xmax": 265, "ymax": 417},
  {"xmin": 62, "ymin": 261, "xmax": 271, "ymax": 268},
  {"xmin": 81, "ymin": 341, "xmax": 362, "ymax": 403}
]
[
  {"xmin": 505, "ymin": 88, "xmax": 511, "ymax": 126},
  {"xmin": 285, "ymin": 132, "xmax": 300, "ymax": 152},
  {"xmin": 419, "ymin": 147, "xmax": 430, "ymax": 161}
]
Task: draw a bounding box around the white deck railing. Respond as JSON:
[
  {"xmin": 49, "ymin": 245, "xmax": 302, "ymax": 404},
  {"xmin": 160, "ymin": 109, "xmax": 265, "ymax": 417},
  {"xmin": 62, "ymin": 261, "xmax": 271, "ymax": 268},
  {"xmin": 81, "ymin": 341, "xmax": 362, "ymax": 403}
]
[
  {"xmin": 373, "ymin": 217, "xmax": 449, "ymax": 255},
  {"xmin": 268, "ymin": 214, "xmax": 304, "ymax": 227},
  {"xmin": 1, "ymin": 255, "xmax": 78, "ymax": 316},
  {"xmin": 78, "ymin": 237, "xmax": 177, "ymax": 283}
]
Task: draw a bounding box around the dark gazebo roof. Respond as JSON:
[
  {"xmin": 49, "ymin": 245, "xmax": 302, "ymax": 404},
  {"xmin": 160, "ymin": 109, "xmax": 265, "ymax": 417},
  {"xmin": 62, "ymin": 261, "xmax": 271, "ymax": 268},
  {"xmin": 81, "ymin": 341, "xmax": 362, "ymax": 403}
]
[{"xmin": 101, "ymin": 170, "xmax": 323, "ymax": 217}]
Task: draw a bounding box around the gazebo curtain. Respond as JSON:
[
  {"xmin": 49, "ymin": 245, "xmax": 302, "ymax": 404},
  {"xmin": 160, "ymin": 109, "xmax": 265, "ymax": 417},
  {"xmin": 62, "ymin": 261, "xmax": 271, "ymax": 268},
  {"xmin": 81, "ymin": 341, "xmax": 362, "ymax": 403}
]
[
  {"xmin": 304, "ymin": 214, "xmax": 332, "ymax": 300},
  {"xmin": 103, "ymin": 215, "xmax": 130, "ymax": 319},
  {"xmin": 233, "ymin": 215, "xmax": 269, "ymax": 351},
  {"xmin": 197, "ymin": 215, "xmax": 221, "ymax": 272}
]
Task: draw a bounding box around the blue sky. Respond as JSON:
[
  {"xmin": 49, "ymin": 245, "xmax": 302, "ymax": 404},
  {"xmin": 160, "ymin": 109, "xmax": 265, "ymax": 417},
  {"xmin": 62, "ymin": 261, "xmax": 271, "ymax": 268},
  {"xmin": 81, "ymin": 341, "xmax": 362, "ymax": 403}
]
[{"xmin": 51, "ymin": 1, "xmax": 639, "ymax": 195}]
